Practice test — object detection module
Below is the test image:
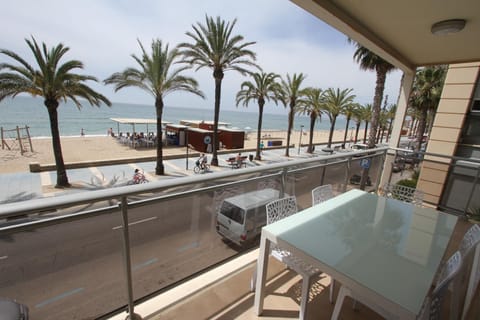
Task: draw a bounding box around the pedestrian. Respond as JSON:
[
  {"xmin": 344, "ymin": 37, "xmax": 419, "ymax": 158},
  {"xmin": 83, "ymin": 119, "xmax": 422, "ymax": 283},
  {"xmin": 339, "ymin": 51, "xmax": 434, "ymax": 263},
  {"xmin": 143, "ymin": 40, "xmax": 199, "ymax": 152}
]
[
  {"xmin": 260, "ymin": 140, "xmax": 264, "ymax": 154},
  {"xmin": 81, "ymin": 128, "xmax": 85, "ymax": 137}
]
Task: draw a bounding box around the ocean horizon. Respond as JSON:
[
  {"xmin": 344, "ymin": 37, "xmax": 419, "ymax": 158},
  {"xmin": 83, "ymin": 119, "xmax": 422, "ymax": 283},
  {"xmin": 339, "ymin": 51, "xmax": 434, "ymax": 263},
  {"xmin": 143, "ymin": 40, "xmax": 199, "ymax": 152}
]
[{"xmin": 0, "ymin": 96, "xmax": 355, "ymax": 138}]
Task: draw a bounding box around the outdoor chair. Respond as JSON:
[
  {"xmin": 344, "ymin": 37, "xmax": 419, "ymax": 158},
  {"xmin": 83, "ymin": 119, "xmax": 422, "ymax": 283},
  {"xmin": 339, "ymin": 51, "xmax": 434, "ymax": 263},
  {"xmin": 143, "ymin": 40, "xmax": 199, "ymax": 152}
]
[
  {"xmin": 311, "ymin": 184, "xmax": 336, "ymax": 303},
  {"xmin": 457, "ymin": 224, "xmax": 480, "ymax": 319},
  {"xmin": 312, "ymin": 184, "xmax": 334, "ymax": 206},
  {"xmin": 381, "ymin": 183, "xmax": 424, "ymax": 206},
  {"xmin": 251, "ymin": 196, "xmax": 322, "ymax": 320},
  {"xmin": 331, "ymin": 251, "xmax": 463, "ymax": 320}
]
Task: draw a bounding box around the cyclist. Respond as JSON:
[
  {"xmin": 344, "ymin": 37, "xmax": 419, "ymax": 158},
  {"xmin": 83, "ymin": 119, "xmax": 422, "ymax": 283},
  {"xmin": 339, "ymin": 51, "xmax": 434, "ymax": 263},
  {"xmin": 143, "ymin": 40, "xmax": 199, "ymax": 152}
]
[
  {"xmin": 132, "ymin": 168, "xmax": 146, "ymax": 184},
  {"xmin": 197, "ymin": 153, "xmax": 207, "ymax": 170}
]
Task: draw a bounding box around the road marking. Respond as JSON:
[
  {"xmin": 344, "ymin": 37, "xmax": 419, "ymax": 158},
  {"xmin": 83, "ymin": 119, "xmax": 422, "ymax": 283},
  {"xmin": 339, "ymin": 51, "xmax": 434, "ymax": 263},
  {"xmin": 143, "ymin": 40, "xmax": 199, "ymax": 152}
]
[
  {"xmin": 35, "ymin": 287, "xmax": 84, "ymax": 308},
  {"xmin": 0, "ymin": 255, "xmax": 8, "ymax": 260},
  {"xmin": 89, "ymin": 167, "xmax": 104, "ymax": 181},
  {"xmin": 177, "ymin": 241, "xmax": 199, "ymax": 252},
  {"xmin": 165, "ymin": 160, "xmax": 186, "ymax": 173},
  {"xmin": 112, "ymin": 216, "xmax": 158, "ymax": 230},
  {"xmin": 133, "ymin": 258, "xmax": 158, "ymax": 271}
]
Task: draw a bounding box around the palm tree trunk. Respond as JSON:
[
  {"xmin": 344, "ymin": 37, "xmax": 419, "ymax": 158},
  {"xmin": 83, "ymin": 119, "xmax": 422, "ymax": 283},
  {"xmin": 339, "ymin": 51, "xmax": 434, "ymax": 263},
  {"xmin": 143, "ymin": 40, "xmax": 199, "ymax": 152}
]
[
  {"xmin": 363, "ymin": 121, "xmax": 369, "ymax": 143},
  {"xmin": 343, "ymin": 116, "xmax": 350, "ymax": 144},
  {"xmin": 211, "ymin": 71, "xmax": 223, "ymax": 166},
  {"xmin": 285, "ymin": 104, "xmax": 294, "ymax": 157},
  {"xmin": 155, "ymin": 98, "xmax": 165, "ymax": 175},
  {"xmin": 255, "ymin": 101, "xmax": 264, "ymax": 160},
  {"xmin": 327, "ymin": 116, "xmax": 337, "ymax": 148},
  {"xmin": 45, "ymin": 100, "xmax": 70, "ymax": 188},
  {"xmin": 354, "ymin": 122, "xmax": 360, "ymax": 143},
  {"xmin": 361, "ymin": 68, "xmax": 387, "ymax": 190},
  {"xmin": 367, "ymin": 69, "xmax": 387, "ymax": 148},
  {"xmin": 415, "ymin": 108, "xmax": 428, "ymax": 152},
  {"xmin": 307, "ymin": 113, "xmax": 315, "ymax": 153}
]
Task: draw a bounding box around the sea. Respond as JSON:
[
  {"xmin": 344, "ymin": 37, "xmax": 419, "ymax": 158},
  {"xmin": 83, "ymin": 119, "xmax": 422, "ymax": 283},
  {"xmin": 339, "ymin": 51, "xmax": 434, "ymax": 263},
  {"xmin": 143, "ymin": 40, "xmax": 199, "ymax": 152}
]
[{"xmin": 0, "ymin": 96, "xmax": 351, "ymax": 138}]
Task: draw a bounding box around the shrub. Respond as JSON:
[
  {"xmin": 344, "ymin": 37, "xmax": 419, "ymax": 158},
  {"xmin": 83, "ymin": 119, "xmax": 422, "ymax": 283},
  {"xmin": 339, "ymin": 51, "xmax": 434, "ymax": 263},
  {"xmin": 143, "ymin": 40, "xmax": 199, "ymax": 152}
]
[{"xmin": 396, "ymin": 179, "xmax": 417, "ymax": 189}]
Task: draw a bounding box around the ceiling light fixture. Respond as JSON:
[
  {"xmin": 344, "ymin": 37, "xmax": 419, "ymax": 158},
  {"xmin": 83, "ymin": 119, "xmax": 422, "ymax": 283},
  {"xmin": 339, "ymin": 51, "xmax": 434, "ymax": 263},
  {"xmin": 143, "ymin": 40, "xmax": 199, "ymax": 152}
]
[{"xmin": 431, "ymin": 19, "xmax": 466, "ymax": 35}]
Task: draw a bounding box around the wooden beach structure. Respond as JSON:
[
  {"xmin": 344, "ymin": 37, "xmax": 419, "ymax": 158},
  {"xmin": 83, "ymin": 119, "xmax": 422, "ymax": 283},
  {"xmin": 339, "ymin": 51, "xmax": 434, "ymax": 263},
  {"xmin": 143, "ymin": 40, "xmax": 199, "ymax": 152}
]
[{"xmin": 1, "ymin": 125, "xmax": 33, "ymax": 155}]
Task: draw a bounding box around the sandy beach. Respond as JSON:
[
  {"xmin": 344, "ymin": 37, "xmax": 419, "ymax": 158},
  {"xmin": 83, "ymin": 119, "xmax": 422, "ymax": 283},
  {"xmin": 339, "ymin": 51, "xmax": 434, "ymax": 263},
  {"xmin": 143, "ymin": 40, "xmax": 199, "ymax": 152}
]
[{"xmin": 0, "ymin": 129, "xmax": 364, "ymax": 174}]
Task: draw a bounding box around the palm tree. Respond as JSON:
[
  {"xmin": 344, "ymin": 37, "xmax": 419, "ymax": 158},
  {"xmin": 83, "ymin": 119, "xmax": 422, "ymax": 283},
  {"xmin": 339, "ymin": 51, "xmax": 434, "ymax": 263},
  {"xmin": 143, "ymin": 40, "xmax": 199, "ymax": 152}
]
[
  {"xmin": 0, "ymin": 37, "xmax": 111, "ymax": 187},
  {"xmin": 236, "ymin": 72, "xmax": 280, "ymax": 160},
  {"xmin": 352, "ymin": 105, "xmax": 363, "ymax": 143},
  {"xmin": 385, "ymin": 104, "xmax": 397, "ymax": 143},
  {"xmin": 352, "ymin": 43, "xmax": 396, "ymax": 148},
  {"xmin": 179, "ymin": 15, "xmax": 259, "ymax": 166},
  {"xmin": 342, "ymin": 103, "xmax": 360, "ymax": 145},
  {"xmin": 409, "ymin": 66, "xmax": 446, "ymax": 151},
  {"xmin": 298, "ymin": 87, "xmax": 325, "ymax": 153},
  {"xmin": 323, "ymin": 88, "xmax": 356, "ymax": 148},
  {"xmin": 361, "ymin": 103, "xmax": 373, "ymax": 143},
  {"xmin": 105, "ymin": 39, "xmax": 204, "ymax": 175},
  {"xmin": 278, "ymin": 73, "xmax": 308, "ymax": 157}
]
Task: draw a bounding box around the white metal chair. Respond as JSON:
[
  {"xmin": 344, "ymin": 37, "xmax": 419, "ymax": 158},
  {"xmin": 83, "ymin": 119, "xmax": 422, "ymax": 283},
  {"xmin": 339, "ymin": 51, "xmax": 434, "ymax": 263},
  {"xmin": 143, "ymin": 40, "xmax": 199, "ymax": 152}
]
[
  {"xmin": 311, "ymin": 184, "xmax": 336, "ymax": 304},
  {"xmin": 458, "ymin": 224, "xmax": 480, "ymax": 319},
  {"xmin": 381, "ymin": 183, "xmax": 424, "ymax": 206},
  {"xmin": 312, "ymin": 184, "xmax": 334, "ymax": 206},
  {"xmin": 266, "ymin": 196, "xmax": 322, "ymax": 320},
  {"xmin": 331, "ymin": 251, "xmax": 463, "ymax": 320}
]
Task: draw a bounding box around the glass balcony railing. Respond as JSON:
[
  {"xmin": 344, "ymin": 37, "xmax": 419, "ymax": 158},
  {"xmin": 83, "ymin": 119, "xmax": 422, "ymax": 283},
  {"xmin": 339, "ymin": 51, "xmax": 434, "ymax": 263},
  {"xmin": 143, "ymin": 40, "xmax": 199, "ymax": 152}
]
[{"xmin": 10, "ymin": 145, "xmax": 480, "ymax": 319}]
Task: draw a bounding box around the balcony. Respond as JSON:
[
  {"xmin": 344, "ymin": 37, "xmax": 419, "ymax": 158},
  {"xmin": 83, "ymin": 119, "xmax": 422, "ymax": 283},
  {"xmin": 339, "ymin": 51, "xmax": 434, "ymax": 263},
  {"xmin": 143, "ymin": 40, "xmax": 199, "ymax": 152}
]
[{"xmin": 1, "ymin": 147, "xmax": 479, "ymax": 319}]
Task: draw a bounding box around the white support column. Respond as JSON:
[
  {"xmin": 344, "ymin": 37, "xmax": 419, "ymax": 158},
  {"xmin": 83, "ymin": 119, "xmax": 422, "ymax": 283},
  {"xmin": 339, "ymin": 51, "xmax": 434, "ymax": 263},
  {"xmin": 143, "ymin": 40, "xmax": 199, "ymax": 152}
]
[{"xmin": 379, "ymin": 70, "xmax": 415, "ymax": 188}]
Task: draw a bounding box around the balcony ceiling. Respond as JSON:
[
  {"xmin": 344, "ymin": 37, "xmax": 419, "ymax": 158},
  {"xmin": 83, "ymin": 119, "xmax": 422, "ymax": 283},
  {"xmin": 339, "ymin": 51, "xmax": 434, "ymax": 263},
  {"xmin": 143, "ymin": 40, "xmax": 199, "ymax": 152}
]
[{"xmin": 290, "ymin": 0, "xmax": 480, "ymax": 72}]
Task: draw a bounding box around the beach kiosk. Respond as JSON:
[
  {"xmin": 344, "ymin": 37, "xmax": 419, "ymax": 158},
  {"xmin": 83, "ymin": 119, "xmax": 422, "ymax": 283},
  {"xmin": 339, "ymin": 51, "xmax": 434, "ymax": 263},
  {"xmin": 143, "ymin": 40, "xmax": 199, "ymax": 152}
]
[
  {"xmin": 186, "ymin": 127, "xmax": 214, "ymax": 153},
  {"xmin": 165, "ymin": 124, "xmax": 187, "ymax": 146},
  {"xmin": 218, "ymin": 127, "xmax": 245, "ymax": 149}
]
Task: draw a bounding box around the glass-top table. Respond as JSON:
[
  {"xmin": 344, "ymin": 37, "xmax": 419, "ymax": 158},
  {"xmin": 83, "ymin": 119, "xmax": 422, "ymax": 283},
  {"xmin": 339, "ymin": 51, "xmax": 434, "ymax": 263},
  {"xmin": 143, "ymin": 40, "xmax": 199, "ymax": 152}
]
[{"xmin": 254, "ymin": 189, "xmax": 458, "ymax": 319}]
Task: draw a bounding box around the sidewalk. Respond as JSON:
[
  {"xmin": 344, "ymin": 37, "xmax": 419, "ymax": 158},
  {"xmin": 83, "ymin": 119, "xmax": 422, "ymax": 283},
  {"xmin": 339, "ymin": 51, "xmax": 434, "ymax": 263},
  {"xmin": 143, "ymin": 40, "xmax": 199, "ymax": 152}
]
[{"xmin": 0, "ymin": 146, "xmax": 334, "ymax": 204}]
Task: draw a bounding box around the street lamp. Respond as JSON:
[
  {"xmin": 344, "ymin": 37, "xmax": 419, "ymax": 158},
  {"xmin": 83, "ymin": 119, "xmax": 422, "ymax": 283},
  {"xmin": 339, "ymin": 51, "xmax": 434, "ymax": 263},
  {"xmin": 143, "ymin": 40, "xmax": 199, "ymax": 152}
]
[
  {"xmin": 185, "ymin": 127, "xmax": 189, "ymax": 170},
  {"xmin": 298, "ymin": 125, "xmax": 304, "ymax": 154}
]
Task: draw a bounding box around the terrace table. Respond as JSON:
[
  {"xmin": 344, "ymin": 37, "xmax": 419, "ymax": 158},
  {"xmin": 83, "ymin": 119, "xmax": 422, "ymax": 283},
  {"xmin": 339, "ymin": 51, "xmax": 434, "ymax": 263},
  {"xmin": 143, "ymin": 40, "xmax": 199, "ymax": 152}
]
[{"xmin": 254, "ymin": 189, "xmax": 458, "ymax": 319}]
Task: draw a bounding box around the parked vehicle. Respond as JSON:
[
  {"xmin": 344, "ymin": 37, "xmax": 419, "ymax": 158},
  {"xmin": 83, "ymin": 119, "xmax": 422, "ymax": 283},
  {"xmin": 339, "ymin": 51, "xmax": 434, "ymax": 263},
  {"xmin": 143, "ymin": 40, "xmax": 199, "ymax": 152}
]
[
  {"xmin": 0, "ymin": 298, "xmax": 28, "ymax": 320},
  {"xmin": 349, "ymin": 174, "xmax": 372, "ymax": 186},
  {"xmin": 215, "ymin": 188, "xmax": 283, "ymax": 246}
]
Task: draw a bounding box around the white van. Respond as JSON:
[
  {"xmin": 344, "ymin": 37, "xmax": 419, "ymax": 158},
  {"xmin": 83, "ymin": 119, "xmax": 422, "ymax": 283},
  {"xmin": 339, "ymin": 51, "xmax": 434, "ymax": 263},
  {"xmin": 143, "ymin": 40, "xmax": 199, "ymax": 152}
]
[{"xmin": 215, "ymin": 188, "xmax": 282, "ymax": 246}]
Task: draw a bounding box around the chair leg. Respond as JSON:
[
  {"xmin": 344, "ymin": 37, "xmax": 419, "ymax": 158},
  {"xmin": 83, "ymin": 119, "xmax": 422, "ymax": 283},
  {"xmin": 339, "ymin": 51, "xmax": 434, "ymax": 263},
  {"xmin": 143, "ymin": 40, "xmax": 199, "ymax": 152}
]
[
  {"xmin": 250, "ymin": 262, "xmax": 257, "ymax": 292},
  {"xmin": 329, "ymin": 278, "xmax": 335, "ymax": 303},
  {"xmin": 331, "ymin": 286, "xmax": 350, "ymax": 320},
  {"xmin": 299, "ymin": 275, "xmax": 312, "ymax": 320}
]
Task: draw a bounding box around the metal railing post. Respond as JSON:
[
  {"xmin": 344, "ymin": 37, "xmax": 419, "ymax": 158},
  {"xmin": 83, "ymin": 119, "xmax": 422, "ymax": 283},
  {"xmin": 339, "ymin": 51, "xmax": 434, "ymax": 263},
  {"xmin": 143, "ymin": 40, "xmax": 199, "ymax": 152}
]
[
  {"xmin": 280, "ymin": 167, "xmax": 288, "ymax": 198},
  {"xmin": 344, "ymin": 157, "xmax": 352, "ymax": 193},
  {"xmin": 120, "ymin": 196, "xmax": 142, "ymax": 320},
  {"xmin": 464, "ymin": 165, "xmax": 480, "ymax": 218}
]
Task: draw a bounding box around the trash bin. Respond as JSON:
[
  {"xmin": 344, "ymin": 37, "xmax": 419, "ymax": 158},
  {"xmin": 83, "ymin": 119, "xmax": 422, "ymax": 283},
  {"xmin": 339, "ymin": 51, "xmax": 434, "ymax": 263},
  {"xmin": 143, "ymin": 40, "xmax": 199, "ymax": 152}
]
[
  {"xmin": 249, "ymin": 154, "xmax": 253, "ymax": 161},
  {"xmin": 267, "ymin": 141, "xmax": 272, "ymax": 146}
]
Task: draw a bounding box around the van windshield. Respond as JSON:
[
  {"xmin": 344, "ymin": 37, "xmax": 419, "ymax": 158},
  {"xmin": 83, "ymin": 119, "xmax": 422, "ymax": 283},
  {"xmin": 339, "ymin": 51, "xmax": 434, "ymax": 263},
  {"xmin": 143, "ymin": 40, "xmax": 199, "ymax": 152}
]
[{"xmin": 220, "ymin": 202, "xmax": 244, "ymax": 224}]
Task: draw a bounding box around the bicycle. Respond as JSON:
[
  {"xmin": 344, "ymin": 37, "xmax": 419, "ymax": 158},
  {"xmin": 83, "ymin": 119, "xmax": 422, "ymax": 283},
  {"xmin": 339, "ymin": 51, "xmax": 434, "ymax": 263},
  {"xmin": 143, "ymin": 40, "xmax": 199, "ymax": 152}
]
[
  {"xmin": 194, "ymin": 162, "xmax": 210, "ymax": 174},
  {"xmin": 127, "ymin": 170, "xmax": 149, "ymax": 184}
]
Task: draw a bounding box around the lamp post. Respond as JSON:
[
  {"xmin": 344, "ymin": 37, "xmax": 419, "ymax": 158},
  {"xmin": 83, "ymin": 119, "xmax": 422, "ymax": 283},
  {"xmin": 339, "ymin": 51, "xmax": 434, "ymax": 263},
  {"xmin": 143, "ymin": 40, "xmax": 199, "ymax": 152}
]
[{"xmin": 298, "ymin": 125, "xmax": 304, "ymax": 154}]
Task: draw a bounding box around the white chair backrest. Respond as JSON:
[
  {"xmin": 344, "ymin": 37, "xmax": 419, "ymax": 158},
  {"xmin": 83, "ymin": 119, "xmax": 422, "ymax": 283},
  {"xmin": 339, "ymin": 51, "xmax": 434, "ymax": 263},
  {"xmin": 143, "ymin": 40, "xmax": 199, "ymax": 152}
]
[
  {"xmin": 266, "ymin": 196, "xmax": 297, "ymax": 225},
  {"xmin": 312, "ymin": 184, "xmax": 334, "ymax": 206},
  {"xmin": 382, "ymin": 183, "xmax": 424, "ymax": 205},
  {"xmin": 428, "ymin": 251, "xmax": 463, "ymax": 320},
  {"xmin": 459, "ymin": 224, "xmax": 480, "ymax": 258}
]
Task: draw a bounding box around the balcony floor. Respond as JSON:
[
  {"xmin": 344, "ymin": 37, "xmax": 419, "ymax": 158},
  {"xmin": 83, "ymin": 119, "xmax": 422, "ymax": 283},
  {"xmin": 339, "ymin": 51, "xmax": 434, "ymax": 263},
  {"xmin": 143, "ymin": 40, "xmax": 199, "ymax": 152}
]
[{"xmin": 113, "ymin": 219, "xmax": 479, "ymax": 320}]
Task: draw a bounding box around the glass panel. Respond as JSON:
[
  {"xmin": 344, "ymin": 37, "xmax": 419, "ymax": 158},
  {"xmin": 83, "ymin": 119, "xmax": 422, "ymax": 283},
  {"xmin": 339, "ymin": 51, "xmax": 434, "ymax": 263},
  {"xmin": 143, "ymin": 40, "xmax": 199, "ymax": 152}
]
[{"xmin": 0, "ymin": 206, "xmax": 124, "ymax": 320}]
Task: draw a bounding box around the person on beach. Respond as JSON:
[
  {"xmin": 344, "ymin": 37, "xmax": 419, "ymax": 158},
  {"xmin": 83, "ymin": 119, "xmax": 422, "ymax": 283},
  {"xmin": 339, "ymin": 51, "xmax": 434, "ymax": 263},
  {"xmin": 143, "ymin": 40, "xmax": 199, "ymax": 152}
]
[
  {"xmin": 81, "ymin": 128, "xmax": 85, "ymax": 137},
  {"xmin": 235, "ymin": 152, "xmax": 242, "ymax": 168},
  {"xmin": 259, "ymin": 141, "xmax": 264, "ymax": 154}
]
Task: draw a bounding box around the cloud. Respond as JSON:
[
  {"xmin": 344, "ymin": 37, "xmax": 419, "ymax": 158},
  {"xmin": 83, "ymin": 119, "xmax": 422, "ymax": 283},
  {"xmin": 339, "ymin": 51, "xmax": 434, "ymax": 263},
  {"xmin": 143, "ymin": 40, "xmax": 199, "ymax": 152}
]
[{"xmin": 0, "ymin": 0, "xmax": 403, "ymax": 114}]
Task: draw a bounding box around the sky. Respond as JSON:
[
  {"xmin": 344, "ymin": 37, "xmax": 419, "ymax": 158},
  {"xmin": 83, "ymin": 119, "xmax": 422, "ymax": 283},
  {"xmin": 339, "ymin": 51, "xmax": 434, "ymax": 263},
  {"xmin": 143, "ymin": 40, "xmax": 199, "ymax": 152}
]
[{"xmin": 1, "ymin": 0, "xmax": 403, "ymax": 115}]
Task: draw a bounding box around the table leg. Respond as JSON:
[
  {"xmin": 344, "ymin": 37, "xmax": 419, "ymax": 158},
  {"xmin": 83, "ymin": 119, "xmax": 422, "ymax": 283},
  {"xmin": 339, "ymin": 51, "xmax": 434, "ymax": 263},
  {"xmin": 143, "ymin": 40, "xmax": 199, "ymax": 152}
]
[{"xmin": 254, "ymin": 233, "xmax": 270, "ymax": 315}]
